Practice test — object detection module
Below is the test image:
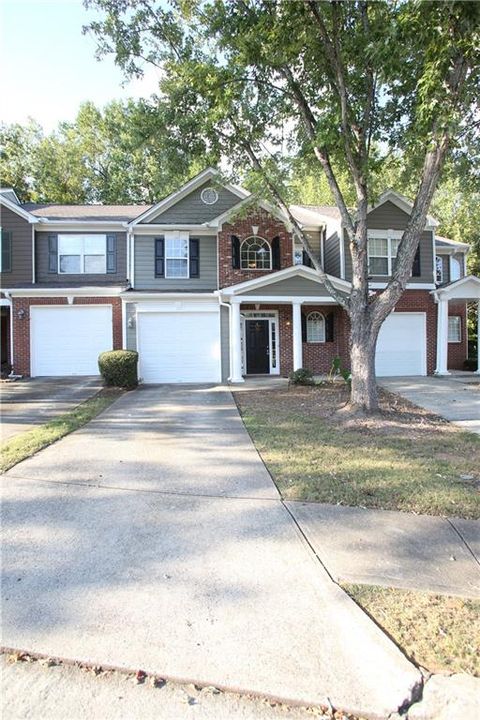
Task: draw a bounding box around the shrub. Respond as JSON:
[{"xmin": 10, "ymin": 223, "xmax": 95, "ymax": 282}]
[
  {"xmin": 98, "ymin": 350, "xmax": 138, "ymax": 388},
  {"xmin": 464, "ymin": 358, "xmax": 478, "ymax": 371},
  {"xmin": 289, "ymin": 368, "xmax": 315, "ymax": 385}
]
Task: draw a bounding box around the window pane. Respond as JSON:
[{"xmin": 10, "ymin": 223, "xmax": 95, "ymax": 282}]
[
  {"xmin": 368, "ymin": 238, "xmax": 388, "ymax": 256},
  {"xmin": 369, "ymin": 257, "xmax": 388, "ymax": 275},
  {"xmin": 84, "ymin": 235, "xmax": 106, "ymax": 254},
  {"xmin": 390, "ymin": 238, "xmax": 400, "ymax": 257},
  {"xmin": 166, "ymin": 258, "xmax": 188, "ymax": 278},
  {"xmin": 58, "ymin": 236, "xmax": 82, "ymax": 254},
  {"xmin": 84, "ymin": 254, "xmax": 106, "ymax": 273},
  {"xmin": 448, "ymin": 316, "xmax": 461, "ymax": 342},
  {"xmin": 450, "ymin": 258, "xmax": 461, "ymax": 281},
  {"xmin": 306, "ymin": 313, "xmax": 325, "ymax": 343},
  {"xmin": 59, "ymin": 255, "xmax": 81, "ymax": 273},
  {"xmin": 166, "ymin": 238, "xmax": 188, "ymax": 258},
  {"xmin": 294, "ymin": 247, "xmax": 303, "ymax": 265}
]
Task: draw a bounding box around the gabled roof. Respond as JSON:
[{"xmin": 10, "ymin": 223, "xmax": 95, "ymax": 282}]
[
  {"xmin": 0, "ymin": 193, "xmax": 38, "ymax": 223},
  {"xmin": 369, "ymin": 189, "xmax": 439, "ymax": 228},
  {"xmin": 289, "ymin": 204, "xmax": 341, "ymax": 225},
  {"xmin": 432, "ymin": 274, "xmax": 480, "ymax": 300},
  {"xmin": 219, "ymin": 264, "xmax": 351, "ymax": 296},
  {"xmin": 22, "ymin": 203, "xmax": 150, "ymax": 222},
  {"xmin": 0, "ymin": 188, "xmax": 21, "ymax": 205},
  {"xmin": 207, "ymin": 193, "xmax": 289, "ymax": 229},
  {"xmin": 128, "ymin": 167, "xmax": 250, "ymax": 226},
  {"xmin": 435, "ymin": 235, "xmax": 470, "ymax": 251}
]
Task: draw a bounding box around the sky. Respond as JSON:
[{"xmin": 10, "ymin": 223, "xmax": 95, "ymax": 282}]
[{"xmin": 0, "ymin": 0, "xmax": 162, "ymax": 131}]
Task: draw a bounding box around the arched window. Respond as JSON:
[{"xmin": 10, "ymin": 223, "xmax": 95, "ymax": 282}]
[
  {"xmin": 240, "ymin": 236, "xmax": 271, "ymax": 270},
  {"xmin": 435, "ymin": 256, "xmax": 444, "ymax": 284},
  {"xmin": 450, "ymin": 257, "xmax": 462, "ymax": 282},
  {"xmin": 306, "ymin": 312, "xmax": 325, "ymax": 343}
]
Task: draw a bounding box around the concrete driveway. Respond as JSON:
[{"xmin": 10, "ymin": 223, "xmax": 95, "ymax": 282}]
[
  {"xmin": 1, "ymin": 386, "xmax": 421, "ymax": 718},
  {"xmin": 0, "ymin": 377, "xmax": 102, "ymax": 441},
  {"xmin": 380, "ymin": 374, "xmax": 480, "ymax": 435}
]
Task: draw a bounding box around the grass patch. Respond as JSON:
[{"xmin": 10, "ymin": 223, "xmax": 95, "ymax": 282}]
[
  {"xmin": 0, "ymin": 388, "xmax": 123, "ymax": 473},
  {"xmin": 235, "ymin": 385, "xmax": 480, "ymax": 518},
  {"xmin": 343, "ymin": 584, "xmax": 480, "ymax": 676}
]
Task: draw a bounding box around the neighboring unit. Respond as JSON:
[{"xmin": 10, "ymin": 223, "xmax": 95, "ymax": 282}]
[{"xmin": 1, "ymin": 170, "xmax": 479, "ymax": 382}]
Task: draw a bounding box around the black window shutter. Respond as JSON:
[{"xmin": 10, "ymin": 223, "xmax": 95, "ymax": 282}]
[
  {"xmin": 155, "ymin": 236, "xmax": 165, "ymax": 277},
  {"xmin": 106, "ymin": 234, "xmax": 117, "ymax": 274},
  {"xmin": 232, "ymin": 235, "xmax": 240, "ymax": 269},
  {"xmin": 48, "ymin": 234, "xmax": 57, "ymax": 273},
  {"xmin": 412, "ymin": 246, "xmax": 421, "ymax": 277},
  {"xmin": 301, "ymin": 313, "xmax": 307, "ymax": 342},
  {"xmin": 302, "ymin": 250, "xmax": 313, "ymax": 268},
  {"xmin": 189, "ymin": 238, "xmax": 200, "ymax": 278},
  {"xmin": 1, "ymin": 230, "xmax": 12, "ymax": 272},
  {"xmin": 272, "ymin": 236, "xmax": 280, "ymax": 270},
  {"xmin": 325, "ymin": 312, "xmax": 335, "ymax": 342}
]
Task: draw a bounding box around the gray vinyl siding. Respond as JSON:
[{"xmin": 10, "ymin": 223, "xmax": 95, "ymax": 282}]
[
  {"xmin": 242, "ymin": 276, "xmax": 331, "ymax": 297},
  {"xmin": 143, "ymin": 182, "xmax": 241, "ymax": 224},
  {"xmin": 35, "ymin": 231, "xmax": 127, "ymax": 284},
  {"xmin": 324, "ymin": 232, "xmax": 341, "ymax": 278},
  {"xmin": 0, "ymin": 206, "xmax": 32, "ymax": 286},
  {"xmin": 134, "ymin": 235, "xmax": 217, "ymax": 290},
  {"xmin": 341, "ymin": 200, "xmax": 435, "ymax": 284},
  {"xmin": 125, "ymin": 303, "xmax": 137, "ymax": 350},
  {"xmin": 220, "ymin": 304, "xmax": 230, "ymax": 381}
]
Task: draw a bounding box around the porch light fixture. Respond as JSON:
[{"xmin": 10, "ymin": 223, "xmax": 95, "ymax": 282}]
[
  {"xmin": 127, "ymin": 316, "xmax": 135, "ymax": 329},
  {"xmin": 17, "ymin": 309, "xmax": 26, "ymax": 320}
]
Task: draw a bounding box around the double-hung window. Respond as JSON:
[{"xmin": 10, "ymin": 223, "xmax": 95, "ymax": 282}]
[
  {"xmin": 58, "ymin": 235, "xmax": 107, "ymax": 274},
  {"xmin": 448, "ymin": 316, "xmax": 461, "ymax": 343},
  {"xmin": 165, "ymin": 234, "xmax": 189, "ymax": 278},
  {"xmin": 368, "ymin": 233, "xmax": 400, "ymax": 276}
]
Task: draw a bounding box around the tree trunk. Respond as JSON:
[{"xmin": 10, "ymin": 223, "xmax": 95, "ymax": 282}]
[{"xmin": 348, "ymin": 304, "xmax": 380, "ymax": 413}]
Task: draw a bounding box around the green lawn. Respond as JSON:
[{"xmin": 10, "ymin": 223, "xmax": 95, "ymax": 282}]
[
  {"xmin": 344, "ymin": 584, "xmax": 480, "ymax": 676},
  {"xmin": 235, "ymin": 384, "xmax": 480, "ymax": 518},
  {"xmin": 0, "ymin": 388, "xmax": 123, "ymax": 473}
]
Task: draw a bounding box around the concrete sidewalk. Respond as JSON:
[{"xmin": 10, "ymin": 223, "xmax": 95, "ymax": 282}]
[
  {"xmin": 287, "ymin": 502, "xmax": 480, "ymax": 598},
  {"xmin": 1, "ymin": 386, "xmax": 421, "ymax": 719}
]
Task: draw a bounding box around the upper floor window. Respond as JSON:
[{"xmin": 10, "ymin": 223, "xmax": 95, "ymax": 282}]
[
  {"xmin": 435, "ymin": 256, "xmax": 444, "ymax": 284},
  {"xmin": 58, "ymin": 235, "xmax": 106, "ymax": 274},
  {"xmin": 450, "ymin": 257, "xmax": 462, "ymax": 282},
  {"xmin": 368, "ymin": 236, "xmax": 400, "ymax": 276},
  {"xmin": 306, "ymin": 311, "xmax": 325, "ymax": 343},
  {"xmin": 240, "ymin": 236, "xmax": 271, "ymax": 270},
  {"xmin": 165, "ymin": 235, "xmax": 189, "ymax": 278},
  {"xmin": 0, "ymin": 229, "xmax": 12, "ymax": 272}
]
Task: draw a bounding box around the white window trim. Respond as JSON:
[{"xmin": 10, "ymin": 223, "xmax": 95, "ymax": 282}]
[
  {"xmin": 58, "ymin": 234, "xmax": 107, "ymax": 275},
  {"xmin": 448, "ymin": 315, "xmax": 462, "ymax": 343},
  {"xmin": 164, "ymin": 232, "xmax": 190, "ymax": 279},
  {"xmin": 368, "ymin": 229, "xmax": 402, "ymax": 277},
  {"xmin": 240, "ymin": 237, "xmax": 272, "ymax": 271},
  {"xmin": 306, "ymin": 311, "xmax": 326, "ymax": 343},
  {"xmin": 449, "ymin": 256, "xmax": 462, "ymax": 283}
]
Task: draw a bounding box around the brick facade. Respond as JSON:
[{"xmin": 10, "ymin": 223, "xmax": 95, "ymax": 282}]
[
  {"xmin": 11, "ymin": 296, "xmax": 123, "ymax": 376},
  {"xmin": 241, "ymin": 290, "xmax": 466, "ymax": 377},
  {"xmin": 218, "ymin": 207, "xmax": 293, "ymax": 288}
]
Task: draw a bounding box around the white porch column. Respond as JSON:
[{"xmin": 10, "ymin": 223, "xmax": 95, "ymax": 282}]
[
  {"xmin": 292, "ymin": 302, "xmax": 303, "ymax": 371},
  {"xmin": 476, "ymin": 300, "xmax": 480, "ymax": 375},
  {"xmin": 435, "ymin": 297, "xmax": 450, "ymax": 375},
  {"xmin": 230, "ymin": 300, "xmax": 244, "ymax": 383}
]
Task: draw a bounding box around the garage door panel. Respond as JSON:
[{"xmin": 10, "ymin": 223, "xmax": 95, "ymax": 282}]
[
  {"xmin": 31, "ymin": 306, "xmax": 113, "ymax": 376},
  {"xmin": 376, "ymin": 313, "xmax": 426, "ymax": 377},
  {"xmin": 138, "ymin": 311, "xmax": 221, "ymax": 383}
]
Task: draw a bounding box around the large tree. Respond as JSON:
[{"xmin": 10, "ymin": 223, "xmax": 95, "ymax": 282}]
[{"xmin": 85, "ymin": 0, "xmax": 480, "ymax": 411}]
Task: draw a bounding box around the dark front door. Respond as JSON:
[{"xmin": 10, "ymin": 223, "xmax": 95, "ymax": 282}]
[{"xmin": 245, "ymin": 319, "xmax": 270, "ymax": 374}]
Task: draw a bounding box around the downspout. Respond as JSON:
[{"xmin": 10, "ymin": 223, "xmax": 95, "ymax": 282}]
[
  {"xmin": 216, "ymin": 292, "xmax": 233, "ymax": 382},
  {"xmin": 31, "ymin": 224, "xmax": 36, "ymax": 283}
]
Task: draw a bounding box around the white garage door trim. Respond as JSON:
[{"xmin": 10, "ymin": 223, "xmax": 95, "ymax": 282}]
[
  {"xmin": 136, "ymin": 305, "xmax": 221, "ymax": 384},
  {"xmin": 30, "ymin": 304, "xmax": 113, "ymax": 377},
  {"xmin": 376, "ymin": 311, "xmax": 427, "ymax": 377}
]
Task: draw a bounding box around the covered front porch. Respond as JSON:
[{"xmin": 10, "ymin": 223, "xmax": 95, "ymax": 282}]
[
  {"xmin": 217, "ymin": 266, "xmax": 350, "ymax": 383},
  {"xmin": 433, "ymin": 276, "xmax": 480, "ymax": 375}
]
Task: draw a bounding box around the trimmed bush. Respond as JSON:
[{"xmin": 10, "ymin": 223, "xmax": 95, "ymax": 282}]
[
  {"xmin": 98, "ymin": 350, "xmax": 138, "ymax": 388},
  {"xmin": 289, "ymin": 368, "xmax": 315, "ymax": 385}
]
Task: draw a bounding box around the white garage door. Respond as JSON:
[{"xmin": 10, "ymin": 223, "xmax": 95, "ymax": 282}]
[
  {"xmin": 138, "ymin": 310, "xmax": 221, "ymax": 383},
  {"xmin": 31, "ymin": 305, "xmax": 113, "ymax": 376},
  {"xmin": 376, "ymin": 312, "xmax": 426, "ymax": 377}
]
